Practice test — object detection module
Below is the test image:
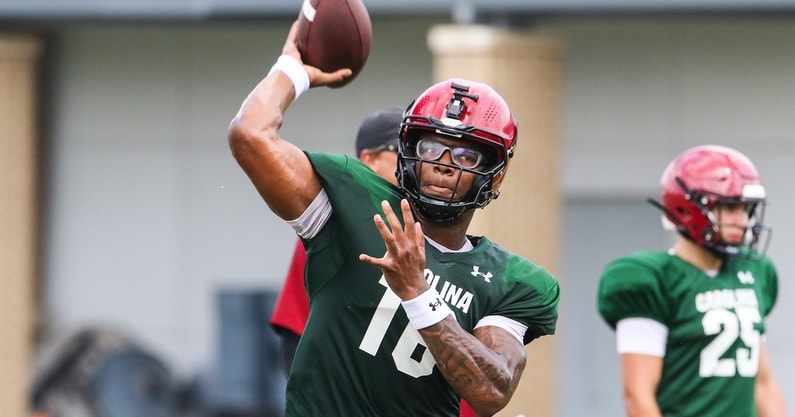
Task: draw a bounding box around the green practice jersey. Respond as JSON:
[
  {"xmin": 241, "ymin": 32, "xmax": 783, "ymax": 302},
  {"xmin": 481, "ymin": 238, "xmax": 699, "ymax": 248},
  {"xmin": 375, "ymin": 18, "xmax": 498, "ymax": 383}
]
[
  {"xmin": 285, "ymin": 153, "xmax": 560, "ymax": 417},
  {"xmin": 598, "ymin": 250, "xmax": 778, "ymax": 417}
]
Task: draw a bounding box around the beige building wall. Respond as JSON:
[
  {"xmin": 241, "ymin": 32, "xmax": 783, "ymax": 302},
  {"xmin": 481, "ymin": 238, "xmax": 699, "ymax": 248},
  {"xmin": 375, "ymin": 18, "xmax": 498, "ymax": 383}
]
[
  {"xmin": 428, "ymin": 25, "xmax": 565, "ymax": 417},
  {"xmin": 0, "ymin": 34, "xmax": 42, "ymax": 417}
]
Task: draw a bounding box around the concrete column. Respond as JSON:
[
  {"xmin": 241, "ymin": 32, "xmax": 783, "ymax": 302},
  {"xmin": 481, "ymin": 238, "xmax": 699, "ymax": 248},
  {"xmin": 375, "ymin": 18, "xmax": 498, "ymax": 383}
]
[
  {"xmin": 0, "ymin": 34, "xmax": 42, "ymax": 417},
  {"xmin": 428, "ymin": 25, "xmax": 565, "ymax": 417}
]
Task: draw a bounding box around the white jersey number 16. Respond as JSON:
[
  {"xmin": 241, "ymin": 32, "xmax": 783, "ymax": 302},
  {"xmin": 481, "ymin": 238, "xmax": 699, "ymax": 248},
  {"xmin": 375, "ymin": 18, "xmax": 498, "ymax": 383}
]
[{"xmin": 358, "ymin": 277, "xmax": 437, "ymax": 378}]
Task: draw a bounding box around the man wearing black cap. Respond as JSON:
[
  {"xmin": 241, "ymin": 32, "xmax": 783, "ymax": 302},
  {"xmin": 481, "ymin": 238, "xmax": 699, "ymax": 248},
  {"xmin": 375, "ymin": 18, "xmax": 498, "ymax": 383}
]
[
  {"xmin": 354, "ymin": 106, "xmax": 403, "ymax": 187},
  {"xmin": 269, "ymin": 106, "xmax": 403, "ymax": 373}
]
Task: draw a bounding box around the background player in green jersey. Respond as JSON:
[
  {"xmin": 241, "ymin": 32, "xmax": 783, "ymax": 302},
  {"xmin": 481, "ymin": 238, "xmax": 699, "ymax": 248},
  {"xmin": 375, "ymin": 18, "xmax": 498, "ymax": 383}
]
[
  {"xmin": 228, "ymin": 23, "xmax": 559, "ymax": 417},
  {"xmin": 598, "ymin": 145, "xmax": 788, "ymax": 417}
]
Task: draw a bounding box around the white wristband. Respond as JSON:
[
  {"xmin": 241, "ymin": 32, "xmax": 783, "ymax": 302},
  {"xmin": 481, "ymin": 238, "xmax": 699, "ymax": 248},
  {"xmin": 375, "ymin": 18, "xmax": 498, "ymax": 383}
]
[
  {"xmin": 401, "ymin": 289, "xmax": 453, "ymax": 330},
  {"xmin": 267, "ymin": 55, "xmax": 310, "ymax": 99}
]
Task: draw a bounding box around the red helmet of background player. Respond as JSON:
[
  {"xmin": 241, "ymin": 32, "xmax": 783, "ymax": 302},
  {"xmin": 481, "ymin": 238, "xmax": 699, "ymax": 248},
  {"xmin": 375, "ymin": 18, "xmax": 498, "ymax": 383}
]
[
  {"xmin": 397, "ymin": 79, "xmax": 518, "ymax": 222},
  {"xmin": 653, "ymin": 144, "xmax": 770, "ymax": 258}
]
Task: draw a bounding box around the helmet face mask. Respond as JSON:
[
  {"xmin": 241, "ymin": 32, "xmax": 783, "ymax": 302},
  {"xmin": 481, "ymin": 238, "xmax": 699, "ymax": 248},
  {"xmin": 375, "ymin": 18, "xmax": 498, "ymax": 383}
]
[
  {"xmin": 397, "ymin": 79, "xmax": 517, "ymax": 222},
  {"xmin": 677, "ymin": 186, "xmax": 769, "ymax": 257},
  {"xmin": 653, "ymin": 145, "xmax": 771, "ymax": 259},
  {"xmin": 397, "ymin": 137, "xmax": 504, "ymax": 222}
]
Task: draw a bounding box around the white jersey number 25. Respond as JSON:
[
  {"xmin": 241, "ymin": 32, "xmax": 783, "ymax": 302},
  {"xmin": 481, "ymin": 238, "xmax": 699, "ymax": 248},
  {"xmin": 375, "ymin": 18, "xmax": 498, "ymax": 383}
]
[{"xmin": 700, "ymin": 307, "xmax": 761, "ymax": 377}]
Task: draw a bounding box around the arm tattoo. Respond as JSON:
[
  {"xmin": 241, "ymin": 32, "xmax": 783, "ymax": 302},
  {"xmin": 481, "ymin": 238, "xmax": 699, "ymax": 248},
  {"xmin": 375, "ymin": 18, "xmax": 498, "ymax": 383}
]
[{"xmin": 419, "ymin": 316, "xmax": 527, "ymax": 415}]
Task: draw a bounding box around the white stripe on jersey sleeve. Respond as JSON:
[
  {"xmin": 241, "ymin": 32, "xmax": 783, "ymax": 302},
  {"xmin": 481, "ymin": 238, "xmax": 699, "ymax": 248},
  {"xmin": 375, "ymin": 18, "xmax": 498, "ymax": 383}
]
[
  {"xmin": 616, "ymin": 317, "xmax": 668, "ymax": 357},
  {"xmin": 286, "ymin": 189, "xmax": 332, "ymax": 240},
  {"xmin": 474, "ymin": 315, "xmax": 527, "ymax": 344}
]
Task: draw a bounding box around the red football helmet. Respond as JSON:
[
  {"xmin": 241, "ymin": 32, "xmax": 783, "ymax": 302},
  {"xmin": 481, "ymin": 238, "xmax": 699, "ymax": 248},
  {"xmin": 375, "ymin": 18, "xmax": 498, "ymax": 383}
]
[
  {"xmin": 654, "ymin": 144, "xmax": 770, "ymax": 257},
  {"xmin": 397, "ymin": 78, "xmax": 518, "ymax": 222}
]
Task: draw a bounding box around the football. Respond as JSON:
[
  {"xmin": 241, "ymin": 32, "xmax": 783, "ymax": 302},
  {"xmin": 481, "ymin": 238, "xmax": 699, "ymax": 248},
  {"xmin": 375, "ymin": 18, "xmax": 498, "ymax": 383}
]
[{"xmin": 295, "ymin": 0, "xmax": 372, "ymax": 88}]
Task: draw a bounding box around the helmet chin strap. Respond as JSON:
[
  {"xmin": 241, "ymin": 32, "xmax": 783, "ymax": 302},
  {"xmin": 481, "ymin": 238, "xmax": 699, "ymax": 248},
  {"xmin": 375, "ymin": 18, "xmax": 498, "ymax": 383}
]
[
  {"xmin": 701, "ymin": 235, "xmax": 739, "ymax": 260},
  {"xmin": 411, "ymin": 197, "xmax": 467, "ymax": 223},
  {"xmin": 713, "ymin": 245, "xmax": 737, "ymax": 260}
]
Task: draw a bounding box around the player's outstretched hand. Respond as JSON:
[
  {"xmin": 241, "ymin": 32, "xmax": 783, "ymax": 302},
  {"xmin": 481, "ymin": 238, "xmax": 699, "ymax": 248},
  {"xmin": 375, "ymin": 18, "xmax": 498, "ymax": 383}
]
[
  {"xmin": 282, "ymin": 21, "xmax": 352, "ymax": 88},
  {"xmin": 359, "ymin": 199, "xmax": 429, "ymax": 300}
]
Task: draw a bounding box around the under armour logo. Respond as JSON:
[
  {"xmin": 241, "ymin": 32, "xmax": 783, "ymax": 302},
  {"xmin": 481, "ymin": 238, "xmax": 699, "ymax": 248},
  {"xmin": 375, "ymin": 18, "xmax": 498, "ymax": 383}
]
[
  {"xmin": 429, "ymin": 298, "xmax": 442, "ymax": 311},
  {"xmin": 471, "ymin": 265, "xmax": 492, "ymax": 283},
  {"xmin": 737, "ymin": 271, "xmax": 755, "ymax": 285}
]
